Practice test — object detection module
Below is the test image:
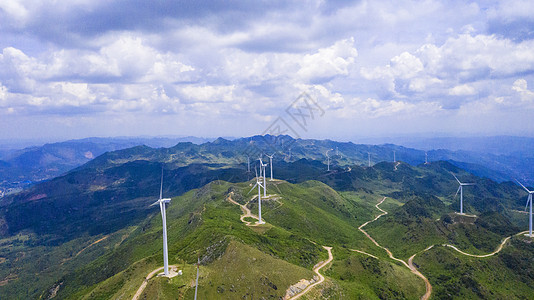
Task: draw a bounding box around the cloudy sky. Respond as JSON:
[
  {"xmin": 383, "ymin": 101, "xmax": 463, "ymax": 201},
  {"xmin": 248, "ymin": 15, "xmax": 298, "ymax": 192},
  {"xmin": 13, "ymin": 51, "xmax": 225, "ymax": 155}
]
[{"xmin": 1, "ymin": 0, "xmax": 533, "ymax": 142}]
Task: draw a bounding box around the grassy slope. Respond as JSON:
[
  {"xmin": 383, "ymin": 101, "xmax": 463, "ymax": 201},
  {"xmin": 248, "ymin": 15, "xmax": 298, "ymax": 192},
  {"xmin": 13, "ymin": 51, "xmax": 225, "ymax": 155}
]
[
  {"xmin": 365, "ymin": 195, "xmax": 519, "ymax": 260},
  {"xmin": 414, "ymin": 235, "xmax": 534, "ymax": 299},
  {"xmin": 53, "ymin": 179, "xmax": 434, "ymax": 299},
  {"xmin": 325, "ymin": 248, "xmax": 425, "ymax": 299}
]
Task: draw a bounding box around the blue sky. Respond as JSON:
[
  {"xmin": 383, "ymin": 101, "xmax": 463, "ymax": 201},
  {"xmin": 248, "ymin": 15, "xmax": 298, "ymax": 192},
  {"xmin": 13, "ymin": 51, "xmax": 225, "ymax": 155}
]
[{"xmin": 0, "ymin": 0, "xmax": 533, "ymax": 141}]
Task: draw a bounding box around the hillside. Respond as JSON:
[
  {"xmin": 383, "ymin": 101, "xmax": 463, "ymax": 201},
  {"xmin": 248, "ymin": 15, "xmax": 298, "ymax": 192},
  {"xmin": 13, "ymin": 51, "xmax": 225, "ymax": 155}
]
[{"xmin": 0, "ymin": 137, "xmax": 533, "ymax": 299}]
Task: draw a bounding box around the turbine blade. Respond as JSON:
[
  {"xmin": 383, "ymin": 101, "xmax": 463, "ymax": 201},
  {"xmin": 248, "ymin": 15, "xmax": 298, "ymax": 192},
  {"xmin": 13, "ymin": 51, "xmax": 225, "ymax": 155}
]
[
  {"xmin": 248, "ymin": 183, "xmax": 258, "ymax": 195},
  {"xmin": 451, "ymin": 173, "xmax": 461, "ymax": 184},
  {"xmin": 454, "ymin": 186, "xmax": 461, "ymax": 199},
  {"xmin": 160, "ymin": 167, "xmax": 164, "ymax": 200},
  {"xmin": 525, "ymin": 196, "xmax": 530, "ymax": 212},
  {"xmin": 515, "ymin": 179, "xmax": 532, "ymax": 193},
  {"xmin": 150, "ymin": 200, "xmax": 160, "ymax": 207}
]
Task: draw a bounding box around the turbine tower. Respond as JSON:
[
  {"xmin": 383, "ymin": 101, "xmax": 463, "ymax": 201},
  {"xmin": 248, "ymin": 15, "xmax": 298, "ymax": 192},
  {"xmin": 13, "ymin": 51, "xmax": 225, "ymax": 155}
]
[
  {"xmin": 425, "ymin": 152, "xmax": 428, "ymax": 164},
  {"xmin": 194, "ymin": 256, "xmax": 200, "ymax": 300},
  {"xmin": 267, "ymin": 153, "xmax": 274, "ymax": 180},
  {"xmin": 150, "ymin": 167, "xmax": 172, "ymax": 276},
  {"xmin": 326, "ymin": 148, "xmax": 333, "ymax": 171},
  {"xmin": 393, "ymin": 150, "xmax": 396, "ymax": 163},
  {"xmin": 452, "ymin": 173, "xmax": 475, "ymax": 215},
  {"xmin": 516, "ymin": 180, "xmax": 533, "ymax": 237},
  {"xmin": 249, "ymin": 167, "xmax": 266, "ymax": 224},
  {"xmin": 247, "ymin": 155, "xmax": 250, "ymax": 172},
  {"xmin": 368, "ymin": 152, "xmax": 371, "ymax": 167}
]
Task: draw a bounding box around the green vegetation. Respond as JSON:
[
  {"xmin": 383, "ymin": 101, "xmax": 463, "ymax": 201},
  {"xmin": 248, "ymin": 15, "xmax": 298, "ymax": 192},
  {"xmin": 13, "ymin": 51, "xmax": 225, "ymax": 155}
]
[
  {"xmin": 1, "ymin": 138, "xmax": 533, "ymax": 299},
  {"xmin": 414, "ymin": 235, "xmax": 534, "ymax": 299},
  {"xmin": 326, "ymin": 248, "xmax": 425, "ymax": 299}
]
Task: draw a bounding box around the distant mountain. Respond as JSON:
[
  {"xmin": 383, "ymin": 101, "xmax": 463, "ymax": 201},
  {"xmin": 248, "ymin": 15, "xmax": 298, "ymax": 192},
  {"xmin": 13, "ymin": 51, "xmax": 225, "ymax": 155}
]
[
  {"xmin": 1, "ymin": 135, "xmax": 533, "ymax": 299},
  {"xmin": 2, "ymin": 135, "xmax": 534, "ymax": 193},
  {"xmin": 0, "ymin": 136, "xmax": 213, "ymax": 189},
  {"xmin": 358, "ymin": 135, "xmax": 534, "ymax": 157}
]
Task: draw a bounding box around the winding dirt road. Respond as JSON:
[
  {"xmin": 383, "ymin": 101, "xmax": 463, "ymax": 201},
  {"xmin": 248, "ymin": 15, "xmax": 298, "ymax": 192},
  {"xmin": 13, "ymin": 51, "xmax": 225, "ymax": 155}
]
[
  {"xmin": 226, "ymin": 192, "xmax": 260, "ymax": 226},
  {"xmin": 289, "ymin": 246, "xmax": 333, "ymax": 300},
  {"xmin": 408, "ymin": 245, "xmax": 434, "ymax": 300},
  {"xmin": 444, "ymin": 231, "xmax": 528, "ymax": 258},
  {"xmin": 358, "ymin": 197, "xmax": 432, "ymax": 300}
]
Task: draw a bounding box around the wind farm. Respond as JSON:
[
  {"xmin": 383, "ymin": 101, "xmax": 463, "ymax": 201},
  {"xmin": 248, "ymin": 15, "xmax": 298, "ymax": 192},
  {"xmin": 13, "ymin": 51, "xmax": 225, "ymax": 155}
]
[
  {"xmin": 1, "ymin": 0, "xmax": 533, "ymax": 298},
  {"xmin": 2, "ymin": 135, "xmax": 534, "ymax": 300}
]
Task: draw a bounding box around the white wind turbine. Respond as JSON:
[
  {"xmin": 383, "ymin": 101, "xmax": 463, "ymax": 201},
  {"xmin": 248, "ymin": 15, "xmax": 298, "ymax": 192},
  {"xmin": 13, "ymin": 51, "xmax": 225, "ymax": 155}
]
[
  {"xmin": 393, "ymin": 150, "xmax": 396, "ymax": 163},
  {"xmin": 259, "ymin": 157, "xmax": 268, "ymax": 197},
  {"xmin": 368, "ymin": 152, "xmax": 371, "ymax": 167},
  {"xmin": 326, "ymin": 148, "xmax": 333, "ymax": 171},
  {"xmin": 249, "ymin": 167, "xmax": 266, "ymax": 224},
  {"xmin": 247, "ymin": 155, "xmax": 250, "ymax": 172},
  {"xmin": 452, "ymin": 173, "xmax": 475, "ymax": 215},
  {"xmin": 425, "ymin": 152, "xmax": 429, "ymax": 164},
  {"xmin": 150, "ymin": 167, "xmax": 172, "ymax": 276},
  {"xmin": 266, "ymin": 153, "xmax": 275, "ymax": 180},
  {"xmin": 516, "ymin": 180, "xmax": 533, "ymax": 237}
]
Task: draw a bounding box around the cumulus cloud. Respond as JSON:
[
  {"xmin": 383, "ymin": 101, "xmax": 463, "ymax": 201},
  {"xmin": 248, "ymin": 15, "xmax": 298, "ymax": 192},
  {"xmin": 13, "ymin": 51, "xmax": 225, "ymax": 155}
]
[
  {"xmin": 297, "ymin": 38, "xmax": 358, "ymax": 83},
  {"xmin": 449, "ymin": 84, "xmax": 476, "ymax": 96},
  {"xmin": 1, "ymin": 0, "xmax": 534, "ymax": 138},
  {"xmin": 512, "ymin": 79, "xmax": 534, "ymax": 101}
]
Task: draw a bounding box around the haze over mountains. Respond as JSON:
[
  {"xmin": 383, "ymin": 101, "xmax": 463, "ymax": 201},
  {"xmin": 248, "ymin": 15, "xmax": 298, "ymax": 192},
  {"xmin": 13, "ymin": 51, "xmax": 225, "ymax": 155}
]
[
  {"xmin": 0, "ymin": 134, "xmax": 533, "ymax": 299},
  {"xmin": 1, "ymin": 135, "xmax": 533, "ymax": 193}
]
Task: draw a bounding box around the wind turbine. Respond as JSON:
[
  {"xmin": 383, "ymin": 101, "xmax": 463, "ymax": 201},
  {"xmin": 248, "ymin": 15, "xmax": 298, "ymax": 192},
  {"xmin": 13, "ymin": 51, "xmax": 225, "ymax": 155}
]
[
  {"xmin": 393, "ymin": 150, "xmax": 396, "ymax": 163},
  {"xmin": 516, "ymin": 180, "xmax": 533, "ymax": 237},
  {"xmin": 249, "ymin": 167, "xmax": 266, "ymax": 224},
  {"xmin": 150, "ymin": 167, "xmax": 172, "ymax": 276},
  {"xmin": 246, "ymin": 155, "xmax": 250, "ymax": 172},
  {"xmin": 326, "ymin": 148, "xmax": 333, "ymax": 171},
  {"xmin": 266, "ymin": 153, "xmax": 275, "ymax": 180},
  {"xmin": 259, "ymin": 157, "xmax": 268, "ymax": 197},
  {"xmin": 425, "ymin": 152, "xmax": 428, "ymax": 164},
  {"xmin": 194, "ymin": 256, "xmax": 200, "ymax": 300},
  {"xmin": 368, "ymin": 152, "xmax": 371, "ymax": 167},
  {"xmin": 452, "ymin": 173, "xmax": 475, "ymax": 215}
]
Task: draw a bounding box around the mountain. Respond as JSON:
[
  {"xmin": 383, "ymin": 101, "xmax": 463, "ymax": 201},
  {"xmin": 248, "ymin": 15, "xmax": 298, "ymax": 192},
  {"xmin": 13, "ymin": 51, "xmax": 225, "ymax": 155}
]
[
  {"xmin": 2, "ymin": 134, "xmax": 534, "ymax": 193},
  {"xmin": 0, "ymin": 136, "xmax": 533, "ymax": 299},
  {"xmin": 0, "ymin": 136, "xmax": 213, "ymax": 190}
]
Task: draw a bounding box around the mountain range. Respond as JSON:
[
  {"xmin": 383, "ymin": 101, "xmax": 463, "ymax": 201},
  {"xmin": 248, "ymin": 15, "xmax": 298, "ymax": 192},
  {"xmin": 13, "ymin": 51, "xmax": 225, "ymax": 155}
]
[{"xmin": 0, "ymin": 135, "xmax": 532, "ymax": 299}]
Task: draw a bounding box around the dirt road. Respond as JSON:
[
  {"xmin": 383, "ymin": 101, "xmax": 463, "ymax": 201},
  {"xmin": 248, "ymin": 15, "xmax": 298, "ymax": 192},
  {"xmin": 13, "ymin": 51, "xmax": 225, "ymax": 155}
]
[
  {"xmin": 289, "ymin": 246, "xmax": 333, "ymax": 300},
  {"xmin": 358, "ymin": 197, "xmax": 432, "ymax": 300},
  {"xmin": 132, "ymin": 265, "xmax": 177, "ymax": 300}
]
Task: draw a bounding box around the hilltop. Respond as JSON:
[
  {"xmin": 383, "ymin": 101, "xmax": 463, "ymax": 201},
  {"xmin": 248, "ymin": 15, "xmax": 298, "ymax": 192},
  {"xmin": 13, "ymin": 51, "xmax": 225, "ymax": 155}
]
[{"xmin": 0, "ymin": 136, "xmax": 532, "ymax": 299}]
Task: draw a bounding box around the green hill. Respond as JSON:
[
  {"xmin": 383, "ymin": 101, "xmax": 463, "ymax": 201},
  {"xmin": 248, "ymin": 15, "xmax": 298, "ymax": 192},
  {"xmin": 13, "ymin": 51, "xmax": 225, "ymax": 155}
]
[{"xmin": 1, "ymin": 137, "xmax": 533, "ymax": 299}]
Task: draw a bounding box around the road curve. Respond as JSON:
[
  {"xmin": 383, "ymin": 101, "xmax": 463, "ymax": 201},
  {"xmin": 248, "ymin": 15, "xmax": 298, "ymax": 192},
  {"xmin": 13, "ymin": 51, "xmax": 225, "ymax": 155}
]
[
  {"xmin": 444, "ymin": 231, "xmax": 528, "ymax": 258},
  {"xmin": 132, "ymin": 265, "xmax": 177, "ymax": 300},
  {"xmin": 358, "ymin": 197, "xmax": 432, "ymax": 300},
  {"xmin": 226, "ymin": 192, "xmax": 260, "ymax": 226},
  {"xmin": 290, "ymin": 246, "xmax": 333, "ymax": 300},
  {"xmin": 408, "ymin": 245, "xmax": 434, "ymax": 300}
]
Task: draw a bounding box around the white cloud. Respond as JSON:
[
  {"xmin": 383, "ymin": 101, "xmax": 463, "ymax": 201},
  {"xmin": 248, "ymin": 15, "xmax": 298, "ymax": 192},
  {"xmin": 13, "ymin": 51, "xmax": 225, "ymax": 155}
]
[
  {"xmin": 297, "ymin": 38, "xmax": 358, "ymax": 83},
  {"xmin": 512, "ymin": 79, "xmax": 534, "ymax": 101},
  {"xmin": 449, "ymin": 84, "xmax": 476, "ymax": 96},
  {"xmin": 180, "ymin": 85, "xmax": 235, "ymax": 103}
]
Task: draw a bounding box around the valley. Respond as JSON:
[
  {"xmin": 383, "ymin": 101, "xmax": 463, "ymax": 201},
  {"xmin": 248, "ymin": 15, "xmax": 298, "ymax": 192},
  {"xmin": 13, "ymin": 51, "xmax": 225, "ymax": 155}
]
[{"xmin": 0, "ymin": 136, "xmax": 532, "ymax": 299}]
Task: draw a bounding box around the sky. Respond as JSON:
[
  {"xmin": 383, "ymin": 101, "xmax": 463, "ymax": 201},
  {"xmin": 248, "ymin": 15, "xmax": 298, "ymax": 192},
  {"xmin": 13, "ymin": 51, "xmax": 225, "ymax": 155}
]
[{"xmin": 1, "ymin": 0, "xmax": 534, "ymax": 142}]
